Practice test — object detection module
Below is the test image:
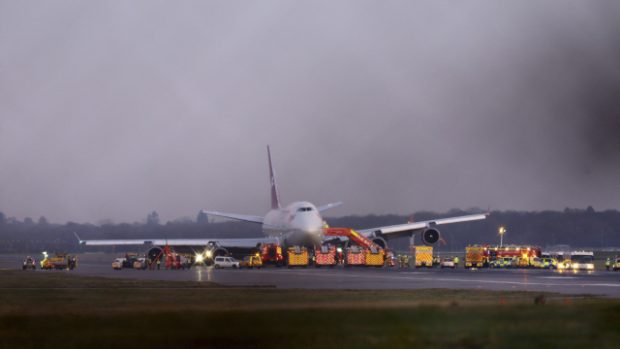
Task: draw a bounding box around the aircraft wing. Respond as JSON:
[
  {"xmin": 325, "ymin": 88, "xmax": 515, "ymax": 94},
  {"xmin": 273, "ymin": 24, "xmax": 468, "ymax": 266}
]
[
  {"xmin": 76, "ymin": 235, "xmax": 278, "ymax": 248},
  {"xmin": 358, "ymin": 213, "xmax": 488, "ymax": 238},
  {"xmin": 201, "ymin": 210, "xmax": 264, "ymax": 224},
  {"xmin": 317, "ymin": 202, "xmax": 343, "ymax": 212}
]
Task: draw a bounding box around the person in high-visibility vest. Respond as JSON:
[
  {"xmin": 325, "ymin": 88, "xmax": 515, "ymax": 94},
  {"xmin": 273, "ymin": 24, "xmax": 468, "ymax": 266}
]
[
  {"xmin": 606, "ymin": 258, "xmax": 611, "ymax": 271},
  {"xmin": 454, "ymin": 256, "xmax": 459, "ymax": 267}
]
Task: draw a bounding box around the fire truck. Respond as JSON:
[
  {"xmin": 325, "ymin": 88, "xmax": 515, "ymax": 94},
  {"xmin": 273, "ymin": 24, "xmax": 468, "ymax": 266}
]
[
  {"xmin": 345, "ymin": 245, "xmax": 366, "ymax": 266},
  {"xmin": 414, "ymin": 246, "xmax": 433, "ymax": 268},
  {"xmin": 486, "ymin": 245, "xmax": 541, "ymax": 268},
  {"xmin": 365, "ymin": 246, "xmax": 385, "ymax": 267},
  {"xmin": 260, "ymin": 243, "xmax": 285, "ymax": 266},
  {"xmin": 315, "ymin": 245, "xmax": 337, "ymax": 267},
  {"xmin": 40, "ymin": 252, "xmax": 77, "ymax": 270},
  {"xmin": 465, "ymin": 246, "xmax": 486, "ymax": 269},
  {"xmin": 287, "ymin": 246, "xmax": 309, "ymax": 267},
  {"xmin": 324, "ymin": 227, "xmax": 386, "ymax": 267}
]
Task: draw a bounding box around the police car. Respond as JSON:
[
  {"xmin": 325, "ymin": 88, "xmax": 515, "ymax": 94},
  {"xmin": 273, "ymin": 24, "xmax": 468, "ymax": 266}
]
[{"xmin": 489, "ymin": 257, "xmax": 514, "ymax": 268}]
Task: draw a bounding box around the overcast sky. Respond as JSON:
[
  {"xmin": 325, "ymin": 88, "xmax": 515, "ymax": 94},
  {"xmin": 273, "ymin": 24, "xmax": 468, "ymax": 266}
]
[{"xmin": 1, "ymin": 1, "xmax": 619, "ymax": 223}]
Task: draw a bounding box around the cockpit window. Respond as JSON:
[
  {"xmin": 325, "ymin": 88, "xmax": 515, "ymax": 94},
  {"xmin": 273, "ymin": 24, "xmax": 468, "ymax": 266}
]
[{"xmin": 297, "ymin": 207, "xmax": 313, "ymax": 212}]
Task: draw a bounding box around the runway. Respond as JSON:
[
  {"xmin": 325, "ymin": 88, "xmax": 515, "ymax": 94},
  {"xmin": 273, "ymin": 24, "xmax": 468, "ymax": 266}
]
[{"xmin": 3, "ymin": 253, "xmax": 620, "ymax": 297}]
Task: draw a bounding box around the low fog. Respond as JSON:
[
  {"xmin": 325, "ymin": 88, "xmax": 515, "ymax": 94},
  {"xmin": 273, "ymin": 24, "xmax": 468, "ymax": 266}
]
[{"xmin": 1, "ymin": 1, "xmax": 619, "ymax": 223}]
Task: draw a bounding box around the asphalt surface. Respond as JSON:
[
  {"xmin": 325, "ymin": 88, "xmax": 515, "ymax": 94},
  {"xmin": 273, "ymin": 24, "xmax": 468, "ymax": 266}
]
[{"xmin": 4, "ymin": 253, "xmax": 620, "ymax": 297}]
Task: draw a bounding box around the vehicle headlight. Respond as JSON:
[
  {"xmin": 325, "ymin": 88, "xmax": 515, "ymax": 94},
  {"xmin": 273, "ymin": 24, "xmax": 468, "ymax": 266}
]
[
  {"xmin": 587, "ymin": 264, "xmax": 594, "ymax": 270},
  {"xmin": 572, "ymin": 264, "xmax": 579, "ymax": 269},
  {"xmin": 205, "ymin": 250, "xmax": 213, "ymax": 258},
  {"xmin": 195, "ymin": 254, "xmax": 204, "ymax": 263}
]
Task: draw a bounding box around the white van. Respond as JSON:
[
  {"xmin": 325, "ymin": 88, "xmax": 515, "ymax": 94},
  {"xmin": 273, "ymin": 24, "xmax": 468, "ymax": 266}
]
[{"xmin": 213, "ymin": 256, "xmax": 239, "ymax": 269}]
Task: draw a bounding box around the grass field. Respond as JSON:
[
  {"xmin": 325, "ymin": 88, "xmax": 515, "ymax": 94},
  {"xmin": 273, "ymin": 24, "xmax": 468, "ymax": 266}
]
[{"xmin": 1, "ymin": 270, "xmax": 619, "ymax": 349}]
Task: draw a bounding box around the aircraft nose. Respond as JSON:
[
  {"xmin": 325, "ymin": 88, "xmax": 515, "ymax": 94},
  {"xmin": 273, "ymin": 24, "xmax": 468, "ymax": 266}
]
[{"xmin": 292, "ymin": 214, "xmax": 323, "ymax": 234}]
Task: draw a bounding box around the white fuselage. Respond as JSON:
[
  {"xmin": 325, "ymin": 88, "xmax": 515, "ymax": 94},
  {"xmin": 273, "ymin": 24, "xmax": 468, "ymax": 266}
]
[{"xmin": 262, "ymin": 201, "xmax": 324, "ymax": 246}]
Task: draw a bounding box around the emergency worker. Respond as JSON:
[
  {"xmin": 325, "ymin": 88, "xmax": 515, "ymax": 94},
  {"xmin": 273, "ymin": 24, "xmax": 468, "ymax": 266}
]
[{"xmin": 606, "ymin": 258, "xmax": 611, "ymax": 271}]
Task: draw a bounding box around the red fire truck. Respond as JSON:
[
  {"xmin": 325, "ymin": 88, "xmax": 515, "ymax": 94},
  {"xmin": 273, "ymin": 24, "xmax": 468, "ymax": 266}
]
[
  {"xmin": 486, "ymin": 245, "xmax": 541, "ymax": 268},
  {"xmin": 260, "ymin": 243, "xmax": 285, "ymax": 266},
  {"xmin": 315, "ymin": 245, "xmax": 337, "ymax": 267}
]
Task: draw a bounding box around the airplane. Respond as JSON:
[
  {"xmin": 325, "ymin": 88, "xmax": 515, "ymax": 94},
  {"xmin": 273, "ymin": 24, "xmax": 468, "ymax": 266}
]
[{"xmin": 77, "ymin": 146, "xmax": 487, "ymax": 261}]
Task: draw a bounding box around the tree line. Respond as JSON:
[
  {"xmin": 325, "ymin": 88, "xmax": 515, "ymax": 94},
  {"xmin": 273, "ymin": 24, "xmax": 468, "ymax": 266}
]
[{"xmin": 0, "ymin": 207, "xmax": 619, "ymax": 253}]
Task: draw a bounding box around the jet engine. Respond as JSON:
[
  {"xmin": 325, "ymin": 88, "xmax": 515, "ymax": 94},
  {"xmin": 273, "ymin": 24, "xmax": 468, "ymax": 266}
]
[
  {"xmin": 210, "ymin": 247, "xmax": 229, "ymax": 258},
  {"xmin": 147, "ymin": 247, "xmax": 163, "ymax": 261},
  {"xmin": 421, "ymin": 228, "xmax": 441, "ymax": 245},
  {"xmin": 371, "ymin": 237, "xmax": 388, "ymax": 249}
]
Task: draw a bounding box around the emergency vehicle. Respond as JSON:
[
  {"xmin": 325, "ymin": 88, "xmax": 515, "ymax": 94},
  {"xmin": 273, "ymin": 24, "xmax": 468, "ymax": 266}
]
[
  {"xmin": 315, "ymin": 245, "xmax": 337, "ymax": 267},
  {"xmin": 613, "ymin": 258, "xmax": 620, "ymax": 271},
  {"xmin": 345, "ymin": 245, "xmax": 366, "ymax": 266},
  {"xmin": 260, "ymin": 243, "xmax": 284, "ymax": 266},
  {"xmin": 40, "ymin": 252, "xmax": 77, "ymax": 270},
  {"xmin": 365, "ymin": 246, "xmax": 385, "ymax": 267},
  {"xmin": 569, "ymin": 251, "xmax": 595, "ymax": 271},
  {"xmin": 240, "ymin": 255, "xmax": 263, "ymax": 269},
  {"xmin": 465, "ymin": 246, "xmax": 486, "ymax": 269},
  {"xmin": 489, "ymin": 257, "xmax": 514, "ymax": 268},
  {"xmin": 486, "ymin": 245, "xmax": 541, "ymax": 268},
  {"xmin": 414, "ymin": 246, "xmax": 433, "ymax": 268},
  {"xmin": 287, "ymin": 246, "xmax": 309, "ymax": 267}
]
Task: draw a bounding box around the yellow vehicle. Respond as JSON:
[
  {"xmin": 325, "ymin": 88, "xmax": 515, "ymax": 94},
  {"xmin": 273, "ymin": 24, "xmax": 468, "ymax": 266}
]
[
  {"xmin": 465, "ymin": 246, "xmax": 486, "ymax": 269},
  {"xmin": 40, "ymin": 252, "xmax": 77, "ymax": 270},
  {"xmin": 240, "ymin": 255, "xmax": 263, "ymax": 269},
  {"xmin": 489, "ymin": 257, "xmax": 514, "ymax": 268},
  {"xmin": 530, "ymin": 257, "xmax": 545, "ymax": 268},
  {"xmin": 414, "ymin": 246, "xmax": 433, "ymax": 268},
  {"xmin": 553, "ymin": 252, "xmax": 571, "ymax": 270},
  {"xmin": 364, "ymin": 247, "xmax": 385, "ymax": 267},
  {"xmin": 287, "ymin": 246, "xmax": 309, "ymax": 267},
  {"xmin": 613, "ymin": 258, "xmax": 620, "ymax": 271},
  {"xmin": 540, "ymin": 257, "xmax": 557, "ymax": 269},
  {"xmin": 516, "ymin": 255, "xmax": 530, "ymax": 268}
]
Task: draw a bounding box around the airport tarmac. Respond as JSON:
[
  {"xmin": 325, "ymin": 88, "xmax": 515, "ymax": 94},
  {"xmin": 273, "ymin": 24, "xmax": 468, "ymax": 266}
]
[{"xmin": 3, "ymin": 253, "xmax": 620, "ymax": 297}]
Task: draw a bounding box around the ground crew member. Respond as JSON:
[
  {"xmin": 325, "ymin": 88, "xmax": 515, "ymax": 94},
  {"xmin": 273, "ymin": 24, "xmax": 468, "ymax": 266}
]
[
  {"xmin": 606, "ymin": 258, "xmax": 611, "ymax": 271},
  {"xmin": 156, "ymin": 258, "xmax": 161, "ymax": 270},
  {"xmin": 454, "ymin": 256, "xmax": 459, "ymax": 268}
]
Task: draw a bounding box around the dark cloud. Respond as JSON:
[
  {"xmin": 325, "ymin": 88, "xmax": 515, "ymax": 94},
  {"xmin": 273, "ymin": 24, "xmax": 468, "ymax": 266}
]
[{"xmin": 1, "ymin": 1, "xmax": 619, "ymax": 222}]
